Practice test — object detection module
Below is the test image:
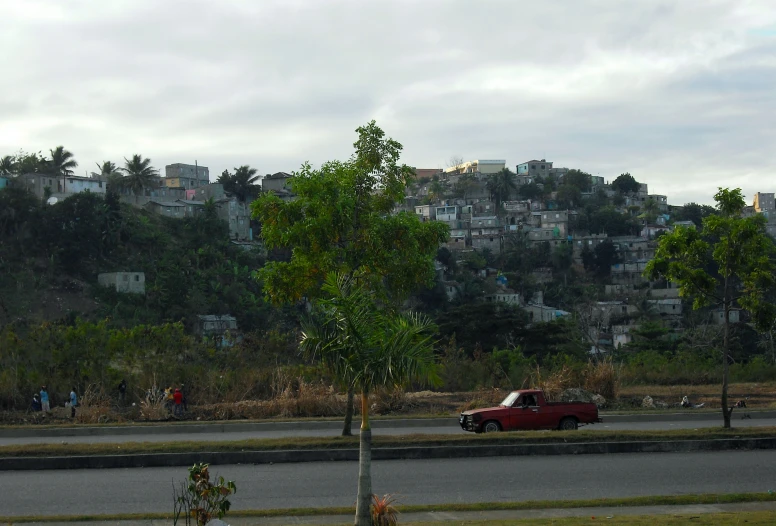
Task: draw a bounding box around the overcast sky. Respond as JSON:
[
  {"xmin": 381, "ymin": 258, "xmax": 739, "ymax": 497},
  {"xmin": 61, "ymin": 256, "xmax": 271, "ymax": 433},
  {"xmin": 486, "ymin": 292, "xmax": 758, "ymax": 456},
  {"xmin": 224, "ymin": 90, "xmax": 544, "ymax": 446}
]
[{"xmin": 2, "ymin": 0, "xmax": 775, "ymax": 205}]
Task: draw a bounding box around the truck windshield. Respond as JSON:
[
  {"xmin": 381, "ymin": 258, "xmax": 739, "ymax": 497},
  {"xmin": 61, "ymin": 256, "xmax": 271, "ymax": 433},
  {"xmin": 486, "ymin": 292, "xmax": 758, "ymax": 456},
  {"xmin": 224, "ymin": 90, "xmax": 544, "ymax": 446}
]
[{"xmin": 501, "ymin": 392, "xmax": 519, "ymax": 407}]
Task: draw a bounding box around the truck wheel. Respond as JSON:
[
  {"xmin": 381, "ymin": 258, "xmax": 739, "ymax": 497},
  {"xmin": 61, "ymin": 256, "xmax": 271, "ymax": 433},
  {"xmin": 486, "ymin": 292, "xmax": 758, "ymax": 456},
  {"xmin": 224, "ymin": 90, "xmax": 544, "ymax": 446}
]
[
  {"xmin": 559, "ymin": 417, "xmax": 578, "ymax": 431},
  {"xmin": 482, "ymin": 420, "xmax": 501, "ymax": 433}
]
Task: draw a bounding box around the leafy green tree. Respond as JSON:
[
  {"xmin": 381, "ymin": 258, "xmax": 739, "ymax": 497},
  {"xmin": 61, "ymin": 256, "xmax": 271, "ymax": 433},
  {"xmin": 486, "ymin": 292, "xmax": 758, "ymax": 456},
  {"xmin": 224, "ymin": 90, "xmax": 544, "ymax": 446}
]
[
  {"xmin": 253, "ymin": 121, "xmax": 448, "ymax": 435},
  {"xmin": 674, "ymin": 202, "xmax": 716, "ymax": 228},
  {"xmin": 121, "ymin": 154, "xmax": 158, "ymax": 195},
  {"xmin": 611, "ymin": 172, "xmax": 640, "ymax": 194},
  {"xmin": 584, "ymin": 239, "xmax": 621, "ymax": 278},
  {"xmin": 563, "ymin": 169, "xmax": 592, "ymax": 192},
  {"xmin": 556, "ymin": 184, "xmax": 582, "ymax": 208},
  {"xmin": 12, "ymin": 150, "xmax": 48, "ymax": 175},
  {"xmin": 452, "ymin": 172, "xmax": 477, "ymax": 200},
  {"xmin": 217, "ymin": 165, "xmax": 261, "ymax": 202},
  {"xmin": 645, "ymin": 188, "xmax": 776, "ymax": 428},
  {"xmin": 300, "ymin": 272, "xmax": 438, "ymax": 526},
  {"xmin": 588, "ymin": 206, "xmax": 640, "ymax": 236},
  {"xmin": 518, "ymin": 181, "xmax": 543, "ymax": 200},
  {"xmin": 486, "ymin": 168, "xmax": 518, "ymax": 213}
]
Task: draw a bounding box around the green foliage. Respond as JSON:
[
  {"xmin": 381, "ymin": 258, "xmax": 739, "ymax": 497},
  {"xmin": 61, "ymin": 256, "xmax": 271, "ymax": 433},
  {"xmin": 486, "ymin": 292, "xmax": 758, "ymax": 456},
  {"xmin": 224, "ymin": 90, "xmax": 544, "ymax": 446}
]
[
  {"xmin": 216, "ymin": 165, "xmax": 261, "ymax": 202},
  {"xmin": 486, "ymin": 168, "xmax": 517, "ymax": 212},
  {"xmin": 253, "ymin": 121, "xmax": 448, "ymax": 305},
  {"xmin": 611, "ymin": 172, "xmax": 641, "ymax": 194},
  {"xmin": 674, "ymin": 202, "xmax": 717, "ymax": 228},
  {"xmin": 584, "ymin": 240, "xmax": 621, "ymax": 278},
  {"xmin": 518, "ymin": 181, "xmax": 543, "ymax": 200},
  {"xmin": 120, "ymin": 154, "xmax": 158, "ymax": 195},
  {"xmin": 48, "ymin": 146, "xmax": 77, "ymax": 177},
  {"xmin": 563, "ymin": 169, "xmax": 592, "ymax": 192},
  {"xmin": 173, "ymin": 463, "xmax": 236, "ymax": 526},
  {"xmin": 556, "ymin": 184, "xmax": 582, "ymax": 208}
]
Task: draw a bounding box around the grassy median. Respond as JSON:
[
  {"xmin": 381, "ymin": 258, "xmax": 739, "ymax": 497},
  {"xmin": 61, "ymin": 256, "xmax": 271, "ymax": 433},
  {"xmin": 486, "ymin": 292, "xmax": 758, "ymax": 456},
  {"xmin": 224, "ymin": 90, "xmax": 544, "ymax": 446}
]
[
  {"xmin": 1, "ymin": 492, "xmax": 774, "ymax": 523},
  {"xmin": 0, "ymin": 426, "xmax": 774, "ymax": 458}
]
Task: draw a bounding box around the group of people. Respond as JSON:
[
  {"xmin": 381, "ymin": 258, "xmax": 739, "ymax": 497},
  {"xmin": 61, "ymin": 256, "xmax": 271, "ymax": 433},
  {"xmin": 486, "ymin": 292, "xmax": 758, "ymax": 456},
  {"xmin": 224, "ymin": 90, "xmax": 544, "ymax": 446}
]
[
  {"xmin": 144, "ymin": 385, "xmax": 187, "ymax": 417},
  {"xmin": 31, "ymin": 386, "xmax": 78, "ymax": 418}
]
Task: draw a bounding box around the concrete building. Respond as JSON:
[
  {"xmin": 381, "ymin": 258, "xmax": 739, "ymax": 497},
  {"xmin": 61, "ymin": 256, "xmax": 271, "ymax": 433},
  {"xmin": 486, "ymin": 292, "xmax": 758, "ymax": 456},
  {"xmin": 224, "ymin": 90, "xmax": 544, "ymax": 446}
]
[
  {"xmin": 415, "ymin": 205, "xmax": 436, "ymax": 221},
  {"xmin": 164, "ymin": 163, "xmax": 209, "ymax": 189},
  {"xmin": 177, "ymin": 199, "xmax": 205, "ymax": 217},
  {"xmin": 517, "ymin": 159, "xmax": 553, "ymax": 178},
  {"xmin": 648, "ymin": 298, "xmax": 682, "ymax": 316},
  {"xmin": 435, "ymin": 205, "xmax": 459, "ymax": 222},
  {"xmin": 144, "ymin": 200, "xmax": 186, "ymax": 218},
  {"xmin": 0, "ymin": 176, "xmax": 9, "ymax": 190},
  {"xmin": 216, "ymin": 199, "xmax": 252, "ymax": 240},
  {"xmin": 262, "ymin": 172, "xmax": 294, "ymax": 200},
  {"xmin": 754, "ymin": 192, "xmax": 775, "ymax": 214},
  {"xmin": 443, "ymin": 160, "xmax": 506, "ymax": 175},
  {"xmin": 20, "ymin": 173, "xmax": 107, "ymax": 200},
  {"xmin": 484, "ymin": 292, "xmax": 522, "ymax": 305},
  {"xmin": 98, "ymin": 272, "xmax": 146, "ymax": 294}
]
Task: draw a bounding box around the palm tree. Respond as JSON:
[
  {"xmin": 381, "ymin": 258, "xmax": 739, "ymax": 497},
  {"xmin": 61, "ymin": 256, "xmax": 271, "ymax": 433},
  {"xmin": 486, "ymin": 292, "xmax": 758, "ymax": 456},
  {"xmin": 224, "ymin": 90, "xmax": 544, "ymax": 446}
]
[
  {"xmin": 300, "ymin": 272, "xmax": 438, "ymax": 526},
  {"xmin": 49, "ymin": 146, "xmax": 78, "ymax": 193},
  {"xmin": 486, "ymin": 168, "xmax": 517, "ymax": 214},
  {"xmin": 121, "ymin": 154, "xmax": 159, "ymax": 195},
  {"xmin": 232, "ymin": 165, "xmax": 261, "ymax": 202},
  {"xmin": 91, "ymin": 161, "xmax": 123, "ymax": 190},
  {"xmin": 0, "ymin": 155, "xmax": 15, "ymax": 176}
]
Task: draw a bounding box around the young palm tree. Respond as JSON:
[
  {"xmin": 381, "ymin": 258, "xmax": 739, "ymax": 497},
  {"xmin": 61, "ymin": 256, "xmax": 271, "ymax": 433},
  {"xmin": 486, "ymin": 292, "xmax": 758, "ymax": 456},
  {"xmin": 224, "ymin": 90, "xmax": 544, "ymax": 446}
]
[
  {"xmin": 91, "ymin": 161, "xmax": 123, "ymax": 190},
  {"xmin": 300, "ymin": 272, "xmax": 438, "ymax": 526},
  {"xmin": 121, "ymin": 154, "xmax": 159, "ymax": 195},
  {"xmin": 49, "ymin": 146, "xmax": 78, "ymax": 192},
  {"xmin": 0, "ymin": 155, "xmax": 15, "ymax": 176}
]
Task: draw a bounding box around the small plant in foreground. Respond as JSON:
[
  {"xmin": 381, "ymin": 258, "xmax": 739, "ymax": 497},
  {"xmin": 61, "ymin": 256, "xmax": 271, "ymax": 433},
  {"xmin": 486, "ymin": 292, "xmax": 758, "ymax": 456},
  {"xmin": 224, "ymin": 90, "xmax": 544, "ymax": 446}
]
[
  {"xmin": 173, "ymin": 463, "xmax": 236, "ymax": 526},
  {"xmin": 371, "ymin": 493, "xmax": 399, "ymax": 526}
]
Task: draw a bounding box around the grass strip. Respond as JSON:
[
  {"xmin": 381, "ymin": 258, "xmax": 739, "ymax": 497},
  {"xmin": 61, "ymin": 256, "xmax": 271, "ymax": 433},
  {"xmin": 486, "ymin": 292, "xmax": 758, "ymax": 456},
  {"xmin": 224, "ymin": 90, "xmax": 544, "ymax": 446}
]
[
  {"xmin": 1, "ymin": 492, "xmax": 774, "ymax": 523},
  {"xmin": 404, "ymin": 511, "xmax": 776, "ymax": 526},
  {"xmin": 0, "ymin": 426, "xmax": 774, "ymax": 458}
]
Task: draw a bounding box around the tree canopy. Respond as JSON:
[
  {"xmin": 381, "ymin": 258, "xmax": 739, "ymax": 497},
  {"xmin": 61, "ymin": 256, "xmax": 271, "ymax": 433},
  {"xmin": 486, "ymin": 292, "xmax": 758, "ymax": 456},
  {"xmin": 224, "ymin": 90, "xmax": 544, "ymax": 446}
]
[
  {"xmin": 217, "ymin": 165, "xmax": 261, "ymax": 202},
  {"xmin": 645, "ymin": 188, "xmax": 776, "ymax": 427},
  {"xmin": 611, "ymin": 172, "xmax": 641, "ymax": 194},
  {"xmin": 253, "ymin": 121, "xmax": 449, "ymax": 305}
]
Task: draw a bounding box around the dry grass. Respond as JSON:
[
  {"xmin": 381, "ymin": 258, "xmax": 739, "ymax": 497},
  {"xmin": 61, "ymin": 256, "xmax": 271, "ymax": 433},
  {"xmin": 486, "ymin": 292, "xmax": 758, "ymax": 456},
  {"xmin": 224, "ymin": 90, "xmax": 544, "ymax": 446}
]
[
  {"xmin": 75, "ymin": 384, "xmax": 117, "ymax": 424},
  {"xmin": 583, "ymin": 359, "xmax": 620, "ymax": 400},
  {"xmin": 457, "ymin": 387, "xmax": 508, "ymax": 412},
  {"xmin": 533, "ymin": 365, "xmax": 578, "ymax": 401}
]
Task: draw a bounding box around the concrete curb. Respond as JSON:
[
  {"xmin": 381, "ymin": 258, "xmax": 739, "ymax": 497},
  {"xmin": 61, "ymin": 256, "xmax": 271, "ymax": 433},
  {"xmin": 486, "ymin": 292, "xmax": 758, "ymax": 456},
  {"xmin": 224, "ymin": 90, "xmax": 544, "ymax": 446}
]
[
  {"xmin": 2, "ymin": 437, "xmax": 775, "ymax": 471},
  {"xmin": 1, "ymin": 410, "xmax": 773, "ymax": 438}
]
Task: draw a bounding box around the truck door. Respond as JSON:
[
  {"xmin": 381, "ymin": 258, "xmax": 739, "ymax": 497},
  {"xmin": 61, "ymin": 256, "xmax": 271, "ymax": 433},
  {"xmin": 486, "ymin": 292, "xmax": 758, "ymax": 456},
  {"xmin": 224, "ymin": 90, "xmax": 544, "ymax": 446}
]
[{"xmin": 509, "ymin": 394, "xmax": 543, "ymax": 430}]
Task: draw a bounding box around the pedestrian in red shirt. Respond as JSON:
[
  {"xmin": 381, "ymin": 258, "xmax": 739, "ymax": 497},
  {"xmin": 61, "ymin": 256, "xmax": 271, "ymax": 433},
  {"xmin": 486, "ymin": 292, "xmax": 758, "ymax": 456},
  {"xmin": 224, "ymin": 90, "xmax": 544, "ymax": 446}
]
[{"xmin": 173, "ymin": 388, "xmax": 183, "ymax": 417}]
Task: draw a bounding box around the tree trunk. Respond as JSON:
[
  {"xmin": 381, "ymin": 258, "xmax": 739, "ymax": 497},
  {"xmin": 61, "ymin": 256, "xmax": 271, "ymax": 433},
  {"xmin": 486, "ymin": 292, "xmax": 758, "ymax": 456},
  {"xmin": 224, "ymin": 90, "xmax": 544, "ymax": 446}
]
[
  {"xmin": 721, "ymin": 280, "xmax": 731, "ymax": 429},
  {"xmin": 342, "ymin": 387, "xmax": 354, "ymax": 436},
  {"xmin": 354, "ymin": 388, "xmax": 372, "ymax": 526}
]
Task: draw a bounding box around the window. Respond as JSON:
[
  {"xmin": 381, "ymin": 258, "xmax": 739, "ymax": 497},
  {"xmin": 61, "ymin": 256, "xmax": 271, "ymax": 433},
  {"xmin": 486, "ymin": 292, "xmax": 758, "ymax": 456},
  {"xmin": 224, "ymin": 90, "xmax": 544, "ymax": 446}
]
[
  {"xmin": 555, "ymin": 213, "xmax": 559, "ymax": 218},
  {"xmin": 531, "ymin": 165, "xmax": 536, "ymax": 170},
  {"xmin": 541, "ymin": 165, "xmax": 545, "ymax": 169},
  {"xmin": 134, "ymin": 275, "xmax": 140, "ymax": 282}
]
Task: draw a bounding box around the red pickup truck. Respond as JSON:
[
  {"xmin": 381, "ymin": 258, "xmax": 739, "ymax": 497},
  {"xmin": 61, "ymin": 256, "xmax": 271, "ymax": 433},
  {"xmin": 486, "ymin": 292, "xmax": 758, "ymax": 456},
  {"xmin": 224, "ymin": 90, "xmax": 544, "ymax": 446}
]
[{"xmin": 459, "ymin": 389, "xmax": 601, "ymax": 433}]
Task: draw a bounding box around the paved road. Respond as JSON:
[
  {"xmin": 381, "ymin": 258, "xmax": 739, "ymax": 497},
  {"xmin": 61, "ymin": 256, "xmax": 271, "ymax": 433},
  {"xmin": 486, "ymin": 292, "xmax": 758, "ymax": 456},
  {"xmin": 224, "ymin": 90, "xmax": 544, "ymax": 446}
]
[
  {"xmin": 0, "ymin": 416, "xmax": 773, "ymax": 446},
  {"xmin": 1, "ymin": 450, "xmax": 774, "ymax": 516}
]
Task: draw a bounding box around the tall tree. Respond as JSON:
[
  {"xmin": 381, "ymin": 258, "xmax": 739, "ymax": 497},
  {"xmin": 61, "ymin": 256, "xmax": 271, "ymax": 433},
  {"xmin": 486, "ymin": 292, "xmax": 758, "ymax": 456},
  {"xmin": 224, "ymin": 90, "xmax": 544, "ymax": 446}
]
[
  {"xmin": 675, "ymin": 202, "xmax": 716, "ymax": 228},
  {"xmin": 486, "ymin": 168, "xmax": 517, "ymax": 213},
  {"xmin": 300, "ymin": 272, "xmax": 438, "ymax": 526},
  {"xmin": 218, "ymin": 165, "xmax": 261, "ymax": 202},
  {"xmin": 253, "ymin": 121, "xmax": 448, "ymax": 436},
  {"xmin": 121, "ymin": 154, "xmax": 158, "ymax": 195},
  {"xmin": 91, "ymin": 161, "xmax": 123, "ymax": 189},
  {"xmin": 611, "ymin": 172, "xmax": 640, "ymax": 194},
  {"xmin": 645, "ymin": 188, "xmax": 776, "ymax": 428},
  {"xmin": 49, "ymin": 146, "xmax": 78, "ymax": 193}
]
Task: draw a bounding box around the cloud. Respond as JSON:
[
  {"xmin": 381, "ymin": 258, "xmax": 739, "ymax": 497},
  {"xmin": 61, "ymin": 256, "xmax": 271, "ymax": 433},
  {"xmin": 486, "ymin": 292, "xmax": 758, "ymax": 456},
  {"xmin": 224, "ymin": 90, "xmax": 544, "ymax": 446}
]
[{"xmin": 1, "ymin": 0, "xmax": 776, "ymax": 204}]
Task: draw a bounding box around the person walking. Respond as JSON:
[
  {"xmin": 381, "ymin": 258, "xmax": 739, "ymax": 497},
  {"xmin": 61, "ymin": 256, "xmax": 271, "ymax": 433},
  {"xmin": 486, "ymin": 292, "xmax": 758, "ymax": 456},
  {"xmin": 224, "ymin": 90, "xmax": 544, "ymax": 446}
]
[
  {"xmin": 69, "ymin": 387, "xmax": 78, "ymax": 419},
  {"xmin": 173, "ymin": 388, "xmax": 183, "ymax": 417},
  {"xmin": 40, "ymin": 386, "xmax": 50, "ymax": 413}
]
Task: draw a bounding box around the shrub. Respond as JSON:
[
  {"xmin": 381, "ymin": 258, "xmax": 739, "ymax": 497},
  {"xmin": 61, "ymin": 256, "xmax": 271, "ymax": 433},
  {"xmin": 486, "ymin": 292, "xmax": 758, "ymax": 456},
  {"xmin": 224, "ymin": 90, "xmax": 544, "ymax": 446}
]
[
  {"xmin": 173, "ymin": 463, "xmax": 236, "ymax": 526},
  {"xmin": 583, "ymin": 358, "xmax": 619, "ymax": 399},
  {"xmin": 371, "ymin": 494, "xmax": 399, "ymax": 526}
]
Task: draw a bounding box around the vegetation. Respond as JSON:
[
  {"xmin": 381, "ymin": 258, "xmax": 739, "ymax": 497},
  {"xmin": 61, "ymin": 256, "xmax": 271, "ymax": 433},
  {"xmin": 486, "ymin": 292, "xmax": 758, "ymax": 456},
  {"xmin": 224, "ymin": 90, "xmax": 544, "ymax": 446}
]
[
  {"xmin": 216, "ymin": 165, "xmax": 261, "ymax": 202},
  {"xmin": 173, "ymin": 463, "xmax": 236, "ymax": 526},
  {"xmin": 646, "ymin": 188, "xmax": 776, "ymax": 427}
]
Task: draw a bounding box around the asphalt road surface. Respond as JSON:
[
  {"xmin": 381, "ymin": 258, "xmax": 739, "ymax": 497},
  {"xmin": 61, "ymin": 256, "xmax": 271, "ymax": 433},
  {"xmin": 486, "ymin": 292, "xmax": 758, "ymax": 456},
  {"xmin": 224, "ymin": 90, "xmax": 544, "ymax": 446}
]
[
  {"xmin": 2, "ymin": 450, "xmax": 775, "ymax": 516},
  {"xmin": 1, "ymin": 416, "xmax": 774, "ymax": 446}
]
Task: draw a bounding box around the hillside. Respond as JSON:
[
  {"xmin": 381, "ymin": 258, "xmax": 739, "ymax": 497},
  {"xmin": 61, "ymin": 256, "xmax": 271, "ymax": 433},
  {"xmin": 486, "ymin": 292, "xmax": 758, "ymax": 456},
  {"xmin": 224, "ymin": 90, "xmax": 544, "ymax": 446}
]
[{"xmin": 0, "ymin": 187, "xmax": 277, "ymax": 333}]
